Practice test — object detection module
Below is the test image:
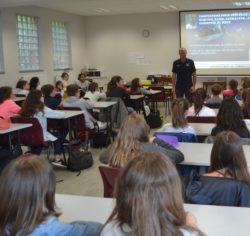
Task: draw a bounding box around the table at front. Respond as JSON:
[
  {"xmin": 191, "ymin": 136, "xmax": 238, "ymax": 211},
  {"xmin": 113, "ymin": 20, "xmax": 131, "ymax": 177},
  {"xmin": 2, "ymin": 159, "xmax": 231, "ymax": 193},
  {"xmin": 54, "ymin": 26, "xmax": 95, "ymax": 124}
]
[
  {"xmin": 0, "ymin": 123, "xmax": 32, "ymax": 148},
  {"xmin": 93, "ymin": 101, "xmax": 117, "ymax": 140},
  {"xmin": 178, "ymin": 142, "xmax": 250, "ymax": 167},
  {"xmin": 203, "ymin": 81, "xmax": 226, "ymax": 93},
  {"xmin": 56, "ymin": 194, "xmax": 250, "ymax": 236}
]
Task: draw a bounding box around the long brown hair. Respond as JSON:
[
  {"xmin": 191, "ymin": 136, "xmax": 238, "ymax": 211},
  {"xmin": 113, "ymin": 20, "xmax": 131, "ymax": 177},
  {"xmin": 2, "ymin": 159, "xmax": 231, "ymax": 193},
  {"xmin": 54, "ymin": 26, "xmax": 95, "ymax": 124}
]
[
  {"xmin": 242, "ymin": 88, "xmax": 250, "ymax": 117},
  {"xmin": 130, "ymin": 78, "xmax": 140, "ymax": 93},
  {"xmin": 209, "ymin": 131, "xmax": 250, "ymax": 185},
  {"xmin": 19, "ymin": 90, "xmax": 44, "ymax": 117},
  {"xmin": 215, "ymin": 97, "xmax": 249, "ymax": 137},
  {"xmin": 192, "ymin": 88, "xmax": 207, "ymax": 115},
  {"xmin": 0, "ymin": 156, "xmax": 60, "ymax": 236},
  {"xmin": 171, "ymin": 98, "xmax": 189, "ymax": 128},
  {"xmin": 103, "ymin": 152, "xmax": 204, "ymax": 236},
  {"xmin": 0, "ymin": 86, "xmax": 12, "ymax": 104},
  {"xmin": 108, "ymin": 114, "xmax": 150, "ymax": 168}
]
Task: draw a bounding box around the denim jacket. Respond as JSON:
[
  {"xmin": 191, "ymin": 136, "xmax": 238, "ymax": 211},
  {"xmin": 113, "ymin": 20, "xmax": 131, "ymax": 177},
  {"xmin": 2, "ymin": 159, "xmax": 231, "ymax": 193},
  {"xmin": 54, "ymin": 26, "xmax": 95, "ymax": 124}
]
[{"xmin": 26, "ymin": 217, "xmax": 101, "ymax": 236}]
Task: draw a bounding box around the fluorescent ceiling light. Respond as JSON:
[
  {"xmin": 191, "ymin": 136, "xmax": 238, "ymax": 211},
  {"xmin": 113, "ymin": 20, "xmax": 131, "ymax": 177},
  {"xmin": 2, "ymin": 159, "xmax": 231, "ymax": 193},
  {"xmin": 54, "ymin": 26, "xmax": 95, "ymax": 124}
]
[
  {"xmin": 168, "ymin": 5, "xmax": 177, "ymax": 9},
  {"xmin": 95, "ymin": 8, "xmax": 110, "ymax": 13},
  {"xmin": 160, "ymin": 5, "xmax": 169, "ymax": 10}
]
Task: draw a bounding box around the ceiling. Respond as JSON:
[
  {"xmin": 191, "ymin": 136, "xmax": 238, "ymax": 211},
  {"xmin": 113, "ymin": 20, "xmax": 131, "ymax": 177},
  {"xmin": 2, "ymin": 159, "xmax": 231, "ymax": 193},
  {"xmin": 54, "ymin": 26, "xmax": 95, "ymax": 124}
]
[{"xmin": 0, "ymin": 0, "xmax": 247, "ymax": 16}]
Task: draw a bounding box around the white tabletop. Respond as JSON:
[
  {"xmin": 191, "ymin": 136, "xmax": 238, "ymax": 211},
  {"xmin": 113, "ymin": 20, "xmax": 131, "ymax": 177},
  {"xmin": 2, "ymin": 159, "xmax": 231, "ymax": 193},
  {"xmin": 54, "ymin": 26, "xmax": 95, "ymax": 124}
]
[
  {"xmin": 189, "ymin": 122, "xmax": 250, "ymax": 136},
  {"xmin": 189, "ymin": 123, "xmax": 214, "ymax": 136},
  {"xmin": 56, "ymin": 194, "xmax": 250, "ymax": 236},
  {"xmin": 93, "ymin": 101, "xmax": 117, "ymax": 109},
  {"xmin": 178, "ymin": 142, "xmax": 250, "ymax": 167},
  {"xmin": 13, "ymin": 97, "xmax": 25, "ymax": 102},
  {"xmin": 0, "ymin": 123, "xmax": 32, "ymax": 134},
  {"xmin": 147, "ymin": 90, "xmax": 162, "ymax": 95},
  {"xmin": 144, "ymin": 86, "xmax": 172, "ymax": 89},
  {"xmin": 129, "ymin": 95, "xmax": 144, "ymax": 100},
  {"xmin": 53, "ymin": 110, "xmax": 84, "ymax": 119}
]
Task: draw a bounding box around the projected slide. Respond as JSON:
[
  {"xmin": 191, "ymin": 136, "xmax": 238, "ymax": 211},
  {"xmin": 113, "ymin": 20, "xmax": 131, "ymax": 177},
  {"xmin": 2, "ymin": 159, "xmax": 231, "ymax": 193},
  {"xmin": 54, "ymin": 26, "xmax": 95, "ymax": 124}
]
[{"xmin": 180, "ymin": 10, "xmax": 250, "ymax": 75}]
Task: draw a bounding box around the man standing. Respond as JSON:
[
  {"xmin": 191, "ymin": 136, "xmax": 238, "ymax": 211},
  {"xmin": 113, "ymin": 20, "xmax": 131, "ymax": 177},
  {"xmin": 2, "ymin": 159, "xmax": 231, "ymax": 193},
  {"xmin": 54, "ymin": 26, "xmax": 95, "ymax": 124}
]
[{"xmin": 172, "ymin": 48, "xmax": 197, "ymax": 102}]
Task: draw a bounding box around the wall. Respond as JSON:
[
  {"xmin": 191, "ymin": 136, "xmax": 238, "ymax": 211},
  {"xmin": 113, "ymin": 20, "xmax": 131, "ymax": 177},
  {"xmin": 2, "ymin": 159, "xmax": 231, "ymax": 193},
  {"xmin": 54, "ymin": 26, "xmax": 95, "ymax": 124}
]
[
  {"xmin": 0, "ymin": 6, "xmax": 87, "ymax": 87},
  {"xmin": 84, "ymin": 13, "xmax": 180, "ymax": 82}
]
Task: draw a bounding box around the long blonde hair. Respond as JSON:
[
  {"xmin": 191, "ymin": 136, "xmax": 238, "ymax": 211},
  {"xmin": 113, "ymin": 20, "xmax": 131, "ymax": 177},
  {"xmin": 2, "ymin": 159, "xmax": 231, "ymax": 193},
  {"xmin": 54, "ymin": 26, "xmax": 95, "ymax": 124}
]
[
  {"xmin": 108, "ymin": 114, "xmax": 150, "ymax": 168},
  {"xmin": 103, "ymin": 152, "xmax": 205, "ymax": 236}
]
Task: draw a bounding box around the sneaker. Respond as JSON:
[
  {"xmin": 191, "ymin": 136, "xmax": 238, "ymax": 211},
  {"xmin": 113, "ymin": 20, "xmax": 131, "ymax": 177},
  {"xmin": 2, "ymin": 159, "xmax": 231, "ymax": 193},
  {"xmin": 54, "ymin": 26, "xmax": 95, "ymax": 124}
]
[{"xmin": 97, "ymin": 121, "xmax": 107, "ymax": 130}]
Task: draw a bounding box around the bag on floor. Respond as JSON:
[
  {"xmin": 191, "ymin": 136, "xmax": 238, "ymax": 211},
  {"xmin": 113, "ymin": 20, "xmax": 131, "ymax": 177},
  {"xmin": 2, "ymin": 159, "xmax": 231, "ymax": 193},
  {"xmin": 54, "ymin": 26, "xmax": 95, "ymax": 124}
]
[
  {"xmin": 147, "ymin": 109, "xmax": 162, "ymax": 128},
  {"xmin": 92, "ymin": 130, "xmax": 111, "ymax": 148},
  {"xmin": 67, "ymin": 143, "xmax": 93, "ymax": 172}
]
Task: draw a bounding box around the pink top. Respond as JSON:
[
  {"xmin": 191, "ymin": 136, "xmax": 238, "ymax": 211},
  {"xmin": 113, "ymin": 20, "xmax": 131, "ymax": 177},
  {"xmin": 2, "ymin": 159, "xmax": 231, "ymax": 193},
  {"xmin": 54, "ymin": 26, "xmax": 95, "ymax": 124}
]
[
  {"xmin": 0, "ymin": 99, "xmax": 21, "ymax": 122},
  {"xmin": 222, "ymin": 89, "xmax": 236, "ymax": 97}
]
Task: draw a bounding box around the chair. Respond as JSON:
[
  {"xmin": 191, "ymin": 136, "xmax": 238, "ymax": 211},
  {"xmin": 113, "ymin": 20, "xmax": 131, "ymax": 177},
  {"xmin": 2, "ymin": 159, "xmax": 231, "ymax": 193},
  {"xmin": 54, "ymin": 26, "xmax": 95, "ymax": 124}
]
[
  {"xmin": 60, "ymin": 107, "xmax": 95, "ymax": 146},
  {"xmin": 99, "ymin": 166, "xmax": 121, "ymax": 198},
  {"xmin": 187, "ymin": 116, "xmax": 216, "ymax": 123},
  {"xmin": 11, "ymin": 116, "xmax": 52, "ymax": 159}
]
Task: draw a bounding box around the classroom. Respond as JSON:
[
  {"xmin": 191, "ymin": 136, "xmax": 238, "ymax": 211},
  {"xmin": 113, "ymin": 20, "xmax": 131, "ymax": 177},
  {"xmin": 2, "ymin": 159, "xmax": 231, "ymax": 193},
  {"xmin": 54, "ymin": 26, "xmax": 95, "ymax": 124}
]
[{"xmin": 0, "ymin": 0, "xmax": 250, "ymax": 235}]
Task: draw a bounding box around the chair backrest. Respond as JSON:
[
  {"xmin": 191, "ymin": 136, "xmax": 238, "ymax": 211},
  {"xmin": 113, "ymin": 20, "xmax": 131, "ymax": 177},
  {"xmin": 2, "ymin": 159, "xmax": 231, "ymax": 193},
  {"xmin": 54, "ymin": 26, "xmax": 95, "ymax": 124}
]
[
  {"xmin": 187, "ymin": 116, "xmax": 216, "ymax": 123},
  {"xmin": 11, "ymin": 116, "xmax": 45, "ymax": 146},
  {"xmin": 99, "ymin": 166, "xmax": 121, "ymax": 198},
  {"xmin": 155, "ymin": 132, "xmax": 198, "ymax": 143}
]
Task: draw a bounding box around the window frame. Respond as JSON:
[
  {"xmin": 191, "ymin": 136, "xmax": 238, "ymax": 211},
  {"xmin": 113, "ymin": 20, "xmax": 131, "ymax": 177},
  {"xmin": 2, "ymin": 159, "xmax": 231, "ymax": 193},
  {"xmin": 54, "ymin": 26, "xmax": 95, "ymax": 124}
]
[
  {"xmin": 16, "ymin": 13, "xmax": 42, "ymax": 72},
  {"xmin": 52, "ymin": 20, "xmax": 72, "ymax": 71}
]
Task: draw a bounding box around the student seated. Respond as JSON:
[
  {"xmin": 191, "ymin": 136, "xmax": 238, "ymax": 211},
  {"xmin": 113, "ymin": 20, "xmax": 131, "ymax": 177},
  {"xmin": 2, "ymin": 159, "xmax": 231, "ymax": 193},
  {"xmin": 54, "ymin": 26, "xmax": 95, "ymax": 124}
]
[
  {"xmin": 211, "ymin": 97, "xmax": 250, "ymax": 138},
  {"xmin": 0, "ymin": 156, "xmax": 102, "ymax": 235},
  {"xmin": 15, "ymin": 79, "xmax": 30, "ymax": 96},
  {"xmin": 0, "ymin": 86, "xmax": 21, "ymax": 122},
  {"xmin": 130, "ymin": 77, "xmax": 151, "ymax": 95},
  {"xmin": 99, "ymin": 113, "xmax": 184, "ymax": 167},
  {"xmin": 55, "ymin": 80, "xmax": 64, "ymax": 99},
  {"xmin": 107, "ymin": 76, "xmax": 134, "ymax": 113},
  {"xmin": 186, "ymin": 131, "xmax": 250, "ymax": 207},
  {"xmin": 29, "ymin": 76, "xmax": 40, "ymax": 91},
  {"xmin": 41, "ymin": 84, "xmax": 62, "ymax": 110},
  {"xmin": 235, "ymin": 77, "xmax": 250, "ymax": 102},
  {"xmin": 187, "ymin": 88, "xmax": 216, "ymax": 117},
  {"xmin": 222, "ymin": 79, "xmax": 238, "ymax": 98},
  {"xmin": 84, "ymin": 82, "xmax": 106, "ymax": 105},
  {"xmin": 205, "ymin": 84, "xmax": 222, "ymax": 106},
  {"xmin": 19, "ymin": 90, "xmax": 65, "ymax": 162},
  {"xmin": 100, "ymin": 152, "xmax": 205, "ymax": 236},
  {"xmin": 60, "ymin": 72, "xmax": 70, "ymax": 88},
  {"xmin": 64, "ymin": 84, "xmax": 106, "ymax": 130},
  {"xmin": 159, "ymin": 98, "xmax": 196, "ymax": 135},
  {"xmin": 241, "ymin": 88, "xmax": 250, "ymax": 119},
  {"xmin": 76, "ymin": 72, "xmax": 90, "ymax": 93}
]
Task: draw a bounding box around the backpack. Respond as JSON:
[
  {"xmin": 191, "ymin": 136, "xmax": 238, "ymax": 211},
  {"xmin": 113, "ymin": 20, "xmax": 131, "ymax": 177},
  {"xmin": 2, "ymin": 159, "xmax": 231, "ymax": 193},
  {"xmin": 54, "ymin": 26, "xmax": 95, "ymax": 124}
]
[
  {"xmin": 92, "ymin": 130, "xmax": 111, "ymax": 148},
  {"xmin": 147, "ymin": 109, "xmax": 163, "ymax": 128},
  {"xmin": 67, "ymin": 143, "xmax": 93, "ymax": 173}
]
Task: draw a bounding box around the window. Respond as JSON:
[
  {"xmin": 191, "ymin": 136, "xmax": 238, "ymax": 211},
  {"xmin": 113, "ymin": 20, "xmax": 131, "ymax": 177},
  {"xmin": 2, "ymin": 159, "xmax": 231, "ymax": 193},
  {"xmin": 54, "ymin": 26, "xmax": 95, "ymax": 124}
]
[
  {"xmin": 16, "ymin": 14, "xmax": 40, "ymax": 71},
  {"xmin": 52, "ymin": 21, "xmax": 71, "ymax": 70}
]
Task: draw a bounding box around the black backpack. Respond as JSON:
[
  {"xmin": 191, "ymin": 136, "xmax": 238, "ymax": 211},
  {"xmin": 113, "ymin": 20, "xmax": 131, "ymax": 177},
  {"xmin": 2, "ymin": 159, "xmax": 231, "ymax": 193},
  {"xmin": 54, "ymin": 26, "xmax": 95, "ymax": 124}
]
[
  {"xmin": 92, "ymin": 130, "xmax": 111, "ymax": 148},
  {"xmin": 67, "ymin": 143, "xmax": 93, "ymax": 173},
  {"xmin": 147, "ymin": 109, "xmax": 163, "ymax": 128}
]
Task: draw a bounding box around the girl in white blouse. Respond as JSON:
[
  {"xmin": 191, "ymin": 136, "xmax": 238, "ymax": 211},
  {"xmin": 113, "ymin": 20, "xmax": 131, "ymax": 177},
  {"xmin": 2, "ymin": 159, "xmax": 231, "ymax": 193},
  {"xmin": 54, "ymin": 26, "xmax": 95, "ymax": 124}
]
[{"xmin": 19, "ymin": 90, "xmax": 65, "ymax": 161}]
